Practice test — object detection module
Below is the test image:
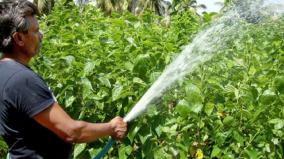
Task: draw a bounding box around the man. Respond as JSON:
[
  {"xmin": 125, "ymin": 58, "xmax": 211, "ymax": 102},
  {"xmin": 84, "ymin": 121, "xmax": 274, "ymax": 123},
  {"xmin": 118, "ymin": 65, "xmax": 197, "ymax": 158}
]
[{"xmin": 0, "ymin": 0, "xmax": 127, "ymax": 158}]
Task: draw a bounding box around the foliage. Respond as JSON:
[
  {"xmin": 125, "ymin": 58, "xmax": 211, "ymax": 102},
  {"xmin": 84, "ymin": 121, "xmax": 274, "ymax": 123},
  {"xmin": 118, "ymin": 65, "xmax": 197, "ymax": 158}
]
[
  {"xmin": 63, "ymin": 0, "xmax": 200, "ymax": 17},
  {"xmin": 32, "ymin": 0, "xmax": 55, "ymax": 14},
  {"xmin": 33, "ymin": 2, "xmax": 199, "ymax": 159},
  {"xmin": 0, "ymin": 137, "xmax": 8, "ymax": 159},
  {"xmin": 171, "ymin": 16, "xmax": 284, "ymax": 158},
  {"xmin": 0, "ymin": 1, "xmax": 284, "ymax": 159}
]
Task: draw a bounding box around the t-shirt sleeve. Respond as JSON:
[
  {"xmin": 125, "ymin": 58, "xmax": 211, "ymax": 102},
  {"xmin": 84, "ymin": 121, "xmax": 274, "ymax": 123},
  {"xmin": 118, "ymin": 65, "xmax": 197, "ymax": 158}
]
[{"xmin": 3, "ymin": 70, "xmax": 55, "ymax": 117}]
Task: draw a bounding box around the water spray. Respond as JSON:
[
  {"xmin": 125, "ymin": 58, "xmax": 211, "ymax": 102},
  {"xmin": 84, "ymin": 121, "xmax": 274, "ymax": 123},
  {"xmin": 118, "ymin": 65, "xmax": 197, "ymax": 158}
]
[{"xmin": 93, "ymin": 0, "xmax": 284, "ymax": 158}]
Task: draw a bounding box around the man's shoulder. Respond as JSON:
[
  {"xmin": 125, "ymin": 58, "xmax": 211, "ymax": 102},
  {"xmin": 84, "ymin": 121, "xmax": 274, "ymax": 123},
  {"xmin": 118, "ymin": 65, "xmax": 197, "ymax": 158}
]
[
  {"xmin": 0, "ymin": 60, "xmax": 31, "ymax": 74},
  {"xmin": 0, "ymin": 61, "xmax": 39, "ymax": 87}
]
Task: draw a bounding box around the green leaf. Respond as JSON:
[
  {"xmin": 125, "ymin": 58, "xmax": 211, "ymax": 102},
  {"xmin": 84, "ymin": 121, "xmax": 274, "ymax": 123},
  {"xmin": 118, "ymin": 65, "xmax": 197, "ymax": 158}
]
[
  {"xmin": 143, "ymin": 40, "xmax": 154, "ymax": 47},
  {"xmin": 65, "ymin": 96, "xmax": 76, "ymax": 107},
  {"xmin": 155, "ymin": 126, "xmax": 163, "ymax": 137},
  {"xmin": 124, "ymin": 62, "xmax": 134, "ymax": 71},
  {"xmin": 62, "ymin": 55, "xmax": 75, "ymax": 65},
  {"xmin": 98, "ymin": 76, "xmax": 111, "ymax": 88},
  {"xmin": 133, "ymin": 54, "xmax": 150, "ymax": 75},
  {"xmin": 204, "ymin": 103, "xmax": 214, "ymax": 116},
  {"xmin": 211, "ymin": 146, "xmax": 221, "ymax": 157},
  {"xmin": 128, "ymin": 126, "xmax": 140, "ymax": 143},
  {"xmin": 176, "ymin": 99, "xmax": 191, "ymax": 117},
  {"xmin": 190, "ymin": 103, "xmax": 203, "ymax": 114},
  {"xmin": 126, "ymin": 37, "xmax": 137, "ymax": 47},
  {"xmin": 112, "ymin": 85, "xmax": 124, "ymax": 101},
  {"xmin": 259, "ymin": 89, "xmax": 276, "ymax": 105},
  {"xmin": 185, "ymin": 84, "xmax": 203, "ymax": 104},
  {"xmin": 73, "ymin": 143, "xmax": 86, "ymax": 159},
  {"xmin": 119, "ymin": 145, "xmax": 133, "ymax": 159},
  {"xmin": 223, "ymin": 116, "xmax": 234, "ymax": 126},
  {"xmin": 139, "ymin": 134, "xmax": 152, "ymax": 144},
  {"xmin": 280, "ymin": 94, "xmax": 284, "ymax": 103},
  {"xmin": 233, "ymin": 131, "xmax": 244, "ymax": 145},
  {"xmin": 81, "ymin": 78, "xmax": 93, "ymax": 100},
  {"xmin": 83, "ymin": 62, "xmax": 95, "ymax": 77},
  {"xmin": 273, "ymin": 76, "xmax": 284, "ymax": 93},
  {"xmin": 185, "ymin": 83, "xmax": 201, "ymax": 95},
  {"xmin": 245, "ymin": 149, "xmax": 258, "ymax": 159},
  {"xmin": 269, "ymin": 119, "xmax": 284, "ymax": 130},
  {"xmin": 0, "ymin": 137, "xmax": 8, "ymax": 150},
  {"xmin": 133, "ymin": 77, "xmax": 147, "ymax": 86}
]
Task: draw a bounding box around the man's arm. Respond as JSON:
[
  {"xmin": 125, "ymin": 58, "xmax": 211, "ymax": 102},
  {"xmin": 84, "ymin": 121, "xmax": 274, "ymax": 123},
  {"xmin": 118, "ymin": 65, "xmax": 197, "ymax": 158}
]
[{"xmin": 33, "ymin": 102, "xmax": 127, "ymax": 143}]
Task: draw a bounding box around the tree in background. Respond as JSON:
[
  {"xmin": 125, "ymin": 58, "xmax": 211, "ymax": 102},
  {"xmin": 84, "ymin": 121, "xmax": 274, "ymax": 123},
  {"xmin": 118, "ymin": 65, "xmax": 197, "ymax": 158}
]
[
  {"xmin": 28, "ymin": 0, "xmax": 54, "ymax": 14},
  {"xmin": 32, "ymin": 0, "xmax": 208, "ymax": 17}
]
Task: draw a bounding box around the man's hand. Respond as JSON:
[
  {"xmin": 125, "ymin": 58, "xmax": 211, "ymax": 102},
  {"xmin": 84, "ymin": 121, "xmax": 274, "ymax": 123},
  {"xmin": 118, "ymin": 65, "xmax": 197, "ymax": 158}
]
[{"xmin": 109, "ymin": 116, "xmax": 127, "ymax": 140}]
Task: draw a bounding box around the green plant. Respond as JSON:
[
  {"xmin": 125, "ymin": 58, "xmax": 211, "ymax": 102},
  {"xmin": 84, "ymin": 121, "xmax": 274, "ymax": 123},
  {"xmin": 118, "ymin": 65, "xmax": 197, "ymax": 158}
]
[
  {"xmin": 0, "ymin": 1, "xmax": 283, "ymax": 159},
  {"xmin": 35, "ymin": 3, "xmax": 284, "ymax": 158},
  {"xmin": 31, "ymin": 3, "xmax": 200, "ymax": 158}
]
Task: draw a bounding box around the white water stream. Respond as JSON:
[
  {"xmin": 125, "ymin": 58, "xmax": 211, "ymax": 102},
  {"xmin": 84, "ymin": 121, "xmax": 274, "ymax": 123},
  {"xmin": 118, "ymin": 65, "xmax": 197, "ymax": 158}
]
[{"xmin": 123, "ymin": 0, "xmax": 284, "ymax": 122}]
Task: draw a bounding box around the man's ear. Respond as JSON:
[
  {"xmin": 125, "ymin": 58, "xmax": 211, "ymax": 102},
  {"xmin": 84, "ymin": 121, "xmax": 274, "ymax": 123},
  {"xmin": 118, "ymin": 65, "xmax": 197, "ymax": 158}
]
[{"xmin": 12, "ymin": 32, "xmax": 25, "ymax": 46}]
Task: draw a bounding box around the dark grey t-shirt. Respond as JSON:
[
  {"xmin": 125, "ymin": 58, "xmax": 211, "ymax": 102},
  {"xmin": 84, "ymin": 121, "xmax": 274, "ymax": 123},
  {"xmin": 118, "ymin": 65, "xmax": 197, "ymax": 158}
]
[{"xmin": 0, "ymin": 60, "xmax": 72, "ymax": 159}]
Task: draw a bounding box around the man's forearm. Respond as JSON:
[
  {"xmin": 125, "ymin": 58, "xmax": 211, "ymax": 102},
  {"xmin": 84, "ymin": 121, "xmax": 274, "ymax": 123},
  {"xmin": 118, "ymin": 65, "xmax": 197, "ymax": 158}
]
[{"xmin": 67, "ymin": 121, "xmax": 112, "ymax": 143}]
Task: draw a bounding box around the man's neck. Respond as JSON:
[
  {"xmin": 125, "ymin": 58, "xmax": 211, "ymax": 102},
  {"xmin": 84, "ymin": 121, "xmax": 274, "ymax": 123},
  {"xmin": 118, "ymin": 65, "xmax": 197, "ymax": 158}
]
[{"xmin": 1, "ymin": 52, "xmax": 30, "ymax": 65}]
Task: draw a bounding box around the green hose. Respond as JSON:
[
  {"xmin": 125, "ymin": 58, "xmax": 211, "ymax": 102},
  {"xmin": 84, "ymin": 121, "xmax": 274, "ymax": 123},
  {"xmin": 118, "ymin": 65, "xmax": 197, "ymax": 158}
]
[{"xmin": 92, "ymin": 138, "xmax": 115, "ymax": 159}]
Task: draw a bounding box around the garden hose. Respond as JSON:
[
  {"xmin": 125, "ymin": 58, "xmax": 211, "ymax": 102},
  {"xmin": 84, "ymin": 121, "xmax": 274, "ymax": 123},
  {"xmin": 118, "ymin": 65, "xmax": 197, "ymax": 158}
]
[
  {"xmin": 93, "ymin": 119, "xmax": 130, "ymax": 159},
  {"xmin": 92, "ymin": 137, "xmax": 115, "ymax": 159}
]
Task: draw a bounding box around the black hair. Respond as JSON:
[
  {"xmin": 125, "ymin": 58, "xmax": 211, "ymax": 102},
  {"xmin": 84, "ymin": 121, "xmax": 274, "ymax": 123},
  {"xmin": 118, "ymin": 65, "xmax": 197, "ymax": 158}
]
[{"xmin": 0, "ymin": 0, "xmax": 39, "ymax": 53}]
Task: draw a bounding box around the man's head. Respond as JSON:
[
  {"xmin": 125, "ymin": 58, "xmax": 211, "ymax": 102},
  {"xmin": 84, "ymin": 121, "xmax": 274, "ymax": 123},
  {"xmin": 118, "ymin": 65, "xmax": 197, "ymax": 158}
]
[{"xmin": 0, "ymin": 0, "xmax": 42, "ymax": 57}]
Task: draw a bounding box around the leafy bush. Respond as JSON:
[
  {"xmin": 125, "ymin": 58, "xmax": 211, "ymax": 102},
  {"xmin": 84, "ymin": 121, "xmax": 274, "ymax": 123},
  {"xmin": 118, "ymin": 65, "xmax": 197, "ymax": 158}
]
[
  {"xmin": 1, "ymin": 1, "xmax": 283, "ymax": 159},
  {"xmin": 33, "ymin": 2, "xmax": 200, "ymax": 159}
]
